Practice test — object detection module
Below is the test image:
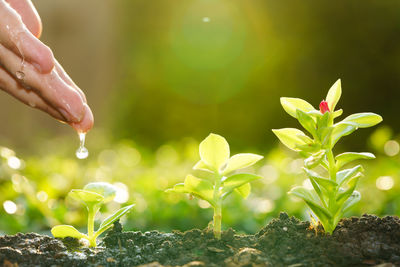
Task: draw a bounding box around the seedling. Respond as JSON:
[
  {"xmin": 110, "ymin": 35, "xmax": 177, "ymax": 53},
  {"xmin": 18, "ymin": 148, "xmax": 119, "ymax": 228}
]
[
  {"xmin": 166, "ymin": 133, "xmax": 263, "ymax": 239},
  {"xmin": 273, "ymin": 79, "xmax": 382, "ymax": 233},
  {"xmin": 51, "ymin": 182, "xmax": 134, "ymax": 247}
]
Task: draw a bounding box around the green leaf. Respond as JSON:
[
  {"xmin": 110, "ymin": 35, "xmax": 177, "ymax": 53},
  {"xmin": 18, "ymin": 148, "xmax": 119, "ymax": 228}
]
[
  {"xmin": 96, "ymin": 204, "xmax": 135, "ymax": 237},
  {"xmin": 68, "ymin": 189, "xmax": 104, "ymax": 206},
  {"xmin": 222, "ymin": 173, "xmax": 261, "ymax": 198},
  {"xmin": 184, "ymin": 174, "xmax": 215, "ymax": 205},
  {"xmin": 308, "ymin": 178, "xmax": 327, "ymax": 208},
  {"xmin": 289, "ymin": 187, "xmax": 332, "ymax": 221},
  {"xmin": 317, "ymin": 112, "xmax": 331, "ymax": 130},
  {"xmin": 303, "ymin": 168, "xmax": 337, "ymax": 191},
  {"xmin": 333, "ymin": 109, "xmax": 343, "ymax": 119},
  {"xmin": 336, "ymin": 176, "xmax": 360, "ymax": 205},
  {"xmin": 336, "ymin": 165, "xmax": 363, "ymax": 186},
  {"xmin": 304, "ymin": 150, "xmax": 326, "ymax": 169},
  {"xmin": 296, "ymin": 110, "xmax": 317, "ymax": 137},
  {"xmin": 165, "ymin": 183, "xmax": 188, "ymax": 193},
  {"xmin": 222, "ymin": 153, "xmax": 263, "ymax": 175},
  {"xmin": 335, "ymin": 152, "xmax": 375, "ymax": 169},
  {"xmin": 51, "ymin": 225, "xmax": 87, "ymax": 239},
  {"xmin": 199, "ymin": 133, "xmax": 230, "ymax": 172},
  {"xmin": 272, "ymin": 128, "xmax": 310, "ymax": 151},
  {"xmin": 280, "ymin": 97, "xmax": 315, "ymax": 118},
  {"xmin": 342, "ymin": 113, "xmax": 383, "ymax": 128},
  {"xmin": 307, "ymin": 110, "xmax": 323, "ymax": 120},
  {"xmin": 342, "ymin": 191, "xmax": 361, "ymax": 212},
  {"xmin": 331, "ymin": 122, "xmax": 357, "ymax": 146},
  {"xmin": 326, "ymin": 79, "xmax": 341, "ymax": 111},
  {"xmin": 84, "ymin": 182, "xmax": 117, "ymax": 203},
  {"xmin": 316, "ymin": 112, "xmax": 333, "ymax": 146},
  {"xmin": 193, "ymin": 160, "xmax": 214, "ymax": 173},
  {"xmin": 234, "ymin": 183, "xmax": 251, "ymax": 199}
]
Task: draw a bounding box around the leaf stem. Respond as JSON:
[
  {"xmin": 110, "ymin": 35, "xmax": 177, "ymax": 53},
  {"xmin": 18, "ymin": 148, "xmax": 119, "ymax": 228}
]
[
  {"xmin": 326, "ymin": 146, "xmax": 337, "ymax": 233},
  {"xmin": 213, "ymin": 174, "xmax": 222, "ymax": 239},
  {"xmin": 87, "ymin": 205, "xmax": 98, "ymax": 247}
]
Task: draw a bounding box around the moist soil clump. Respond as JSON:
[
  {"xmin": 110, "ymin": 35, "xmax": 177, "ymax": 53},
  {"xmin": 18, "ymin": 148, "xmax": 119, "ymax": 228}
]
[{"xmin": 1, "ymin": 213, "xmax": 400, "ymax": 267}]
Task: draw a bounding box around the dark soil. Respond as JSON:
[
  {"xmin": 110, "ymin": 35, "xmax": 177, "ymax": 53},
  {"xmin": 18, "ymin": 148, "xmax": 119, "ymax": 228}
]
[{"xmin": 1, "ymin": 213, "xmax": 400, "ymax": 267}]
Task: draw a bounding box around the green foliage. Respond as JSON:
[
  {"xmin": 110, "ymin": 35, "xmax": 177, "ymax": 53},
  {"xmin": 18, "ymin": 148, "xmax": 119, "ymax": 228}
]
[
  {"xmin": 166, "ymin": 133, "xmax": 263, "ymax": 239},
  {"xmin": 2, "ymin": 126, "xmax": 400, "ymax": 236},
  {"xmin": 51, "ymin": 182, "xmax": 134, "ymax": 247},
  {"xmin": 273, "ymin": 79, "xmax": 382, "ymax": 233}
]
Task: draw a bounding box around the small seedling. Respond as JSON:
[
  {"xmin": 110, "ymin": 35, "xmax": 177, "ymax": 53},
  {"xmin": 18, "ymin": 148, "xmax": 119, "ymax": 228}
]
[
  {"xmin": 273, "ymin": 79, "xmax": 382, "ymax": 233},
  {"xmin": 51, "ymin": 182, "xmax": 134, "ymax": 247},
  {"xmin": 166, "ymin": 133, "xmax": 263, "ymax": 239}
]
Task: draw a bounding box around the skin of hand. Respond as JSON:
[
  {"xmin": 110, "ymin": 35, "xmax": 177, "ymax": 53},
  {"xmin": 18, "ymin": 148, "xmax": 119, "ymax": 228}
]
[{"xmin": 0, "ymin": 0, "xmax": 93, "ymax": 133}]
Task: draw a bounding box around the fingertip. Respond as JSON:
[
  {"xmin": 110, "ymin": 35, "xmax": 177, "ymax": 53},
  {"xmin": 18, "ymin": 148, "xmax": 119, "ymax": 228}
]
[
  {"xmin": 70, "ymin": 104, "xmax": 94, "ymax": 133},
  {"xmin": 5, "ymin": 0, "xmax": 42, "ymax": 37}
]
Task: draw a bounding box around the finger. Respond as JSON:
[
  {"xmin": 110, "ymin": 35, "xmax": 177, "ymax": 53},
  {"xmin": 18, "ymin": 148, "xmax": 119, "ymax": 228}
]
[
  {"xmin": 70, "ymin": 103, "xmax": 94, "ymax": 133},
  {"xmin": 5, "ymin": 0, "xmax": 42, "ymax": 37},
  {"xmin": 0, "ymin": 42, "xmax": 86, "ymax": 123},
  {"xmin": 0, "ymin": 0, "xmax": 54, "ymax": 73},
  {"xmin": 0, "ymin": 65, "xmax": 66, "ymax": 121},
  {"xmin": 54, "ymin": 59, "xmax": 86, "ymax": 103}
]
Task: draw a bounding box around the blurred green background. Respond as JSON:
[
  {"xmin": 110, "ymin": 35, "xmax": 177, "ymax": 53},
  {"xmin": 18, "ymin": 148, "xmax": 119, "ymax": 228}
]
[{"xmin": 0, "ymin": 0, "xmax": 400, "ymax": 235}]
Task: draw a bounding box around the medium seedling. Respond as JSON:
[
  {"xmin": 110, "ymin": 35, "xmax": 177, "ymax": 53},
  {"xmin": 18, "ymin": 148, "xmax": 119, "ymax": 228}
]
[
  {"xmin": 273, "ymin": 79, "xmax": 382, "ymax": 233},
  {"xmin": 166, "ymin": 133, "xmax": 263, "ymax": 239},
  {"xmin": 51, "ymin": 182, "xmax": 134, "ymax": 247}
]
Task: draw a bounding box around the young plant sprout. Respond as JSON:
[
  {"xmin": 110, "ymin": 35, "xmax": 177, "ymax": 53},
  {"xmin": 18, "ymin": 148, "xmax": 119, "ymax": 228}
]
[
  {"xmin": 273, "ymin": 79, "xmax": 382, "ymax": 233},
  {"xmin": 166, "ymin": 133, "xmax": 263, "ymax": 239},
  {"xmin": 51, "ymin": 182, "xmax": 134, "ymax": 247}
]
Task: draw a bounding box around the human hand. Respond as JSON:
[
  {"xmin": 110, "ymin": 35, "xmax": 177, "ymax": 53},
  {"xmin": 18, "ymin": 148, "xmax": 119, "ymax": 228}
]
[{"xmin": 0, "ymin": 0, "xmax": 93, "ymax": 133}]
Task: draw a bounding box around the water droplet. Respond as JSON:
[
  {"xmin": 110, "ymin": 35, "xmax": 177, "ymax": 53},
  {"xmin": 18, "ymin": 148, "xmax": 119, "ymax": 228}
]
[
  {"xmin": 15, "ymin": 71, "xmax": 25, "ymax": 80},
  {"xmin": 76, "ymin": 132, "xmax": 89, "ymax": 159}
]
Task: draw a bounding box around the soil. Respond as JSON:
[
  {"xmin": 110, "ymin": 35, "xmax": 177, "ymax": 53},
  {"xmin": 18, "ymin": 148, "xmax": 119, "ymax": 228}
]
[{"xmin": 1, "ymin": 213, "xmax": 400, "ymax": 267}]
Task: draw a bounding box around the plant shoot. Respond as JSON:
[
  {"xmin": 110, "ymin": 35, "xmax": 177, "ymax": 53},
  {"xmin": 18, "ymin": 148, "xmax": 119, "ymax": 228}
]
[
  {"xmin": 166, "ymin": 133, "xmax": 263, "ymax": 239},
  {"xmin": 51, "ymin": 182, "xmax": 134, "ymax": 247},
  {"xmin": 273, "ymin": 79, "xmax": 382, "ymax": 233}
]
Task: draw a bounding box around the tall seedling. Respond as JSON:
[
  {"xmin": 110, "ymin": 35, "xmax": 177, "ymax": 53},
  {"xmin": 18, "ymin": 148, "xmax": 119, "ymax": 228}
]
[{"xmin": 273, "ymin": 80, "xmax": 382, "ymax": 233}]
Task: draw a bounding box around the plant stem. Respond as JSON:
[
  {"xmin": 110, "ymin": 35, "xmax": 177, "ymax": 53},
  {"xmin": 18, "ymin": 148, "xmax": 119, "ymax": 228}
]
[
  {"xmin": 213, "ymin": 203, "xmax": 222, "ymax": 239},
  {"xmin": 87, "ymin": 205, "xmax": 98, "ymax": 247},
  {"xmin": 326, "ymin": 147, "xmax": 337, "ymax": 233},
  {"xmin": 213, "ymin": 175, "xmax": 222, "ymax": 239},
  {"xmin": 326, "ymin": 150, "xmax": 336, "ymax": 182}
]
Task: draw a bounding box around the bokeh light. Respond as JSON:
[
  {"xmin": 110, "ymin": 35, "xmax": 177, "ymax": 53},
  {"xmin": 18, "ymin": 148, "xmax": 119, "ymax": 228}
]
[
  {"xmin": 384, "ymin": 140, "xmax": 400, "ymax": 156},
  {"xmin": 3, "ymin": 200, "xmax": 17, "ymax": 214},
  {"xmin": 376, "ymin": 176, "xmax": 394, "ymax": 191}
]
